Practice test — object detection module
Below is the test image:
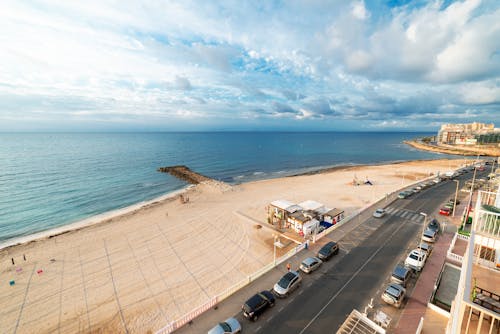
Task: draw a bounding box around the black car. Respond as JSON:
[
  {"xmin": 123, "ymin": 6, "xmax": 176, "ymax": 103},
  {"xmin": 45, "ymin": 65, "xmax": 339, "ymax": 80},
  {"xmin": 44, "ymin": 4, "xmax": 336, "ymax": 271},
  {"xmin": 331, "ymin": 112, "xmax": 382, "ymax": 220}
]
[
  {"xmin": 427, "ymin": 219, "xmax": 440, "ymax": 233},
  {"xmin": 242, "ymin": 290, "xmax": 275, "ymax": 321},
  {"xmin": 317, "ymin": 241, "xmax": 339, "ymax": 261}
]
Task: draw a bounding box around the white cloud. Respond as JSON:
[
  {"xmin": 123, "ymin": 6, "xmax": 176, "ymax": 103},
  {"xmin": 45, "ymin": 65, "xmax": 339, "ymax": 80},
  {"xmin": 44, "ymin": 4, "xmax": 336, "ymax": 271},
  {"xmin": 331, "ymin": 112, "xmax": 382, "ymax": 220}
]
[
  {"xmin": 352, "ymin": 1, "xmax": 369, "ymax": 20},
  {"xmin": 0, "ymin": 0, "xmax": 498, "ymax": 130}
]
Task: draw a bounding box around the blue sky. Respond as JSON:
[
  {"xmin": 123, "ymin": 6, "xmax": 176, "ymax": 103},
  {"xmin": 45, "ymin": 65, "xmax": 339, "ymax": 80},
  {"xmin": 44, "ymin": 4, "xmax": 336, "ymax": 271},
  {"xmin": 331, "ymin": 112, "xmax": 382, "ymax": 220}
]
[{"xmin": 0, "ymin": 0, "xmax": 499, "ymax": 131}]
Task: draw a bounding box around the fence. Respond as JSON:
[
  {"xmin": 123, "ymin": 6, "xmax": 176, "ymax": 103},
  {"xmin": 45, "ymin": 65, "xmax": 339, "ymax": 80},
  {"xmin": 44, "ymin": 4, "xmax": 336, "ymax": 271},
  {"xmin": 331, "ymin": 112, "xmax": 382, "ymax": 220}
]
[
  {"xmin": 155, "ymin": 241, "xmax": 307, "ymax": 334},
  {"xmin": 447, "ymin": 232, "xmax": 466, "ymax": 264},
  {"xmin": 313, "ymin": 173, "xmax": 438, "ymax": 243}
]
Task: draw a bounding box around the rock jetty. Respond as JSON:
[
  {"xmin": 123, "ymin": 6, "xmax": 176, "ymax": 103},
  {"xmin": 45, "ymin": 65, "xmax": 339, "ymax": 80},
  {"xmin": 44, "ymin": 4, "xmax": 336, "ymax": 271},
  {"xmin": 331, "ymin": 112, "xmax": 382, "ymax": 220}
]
[{"xmin": 157, "ymin": 165, "xmax": 211, "ymax": 184}]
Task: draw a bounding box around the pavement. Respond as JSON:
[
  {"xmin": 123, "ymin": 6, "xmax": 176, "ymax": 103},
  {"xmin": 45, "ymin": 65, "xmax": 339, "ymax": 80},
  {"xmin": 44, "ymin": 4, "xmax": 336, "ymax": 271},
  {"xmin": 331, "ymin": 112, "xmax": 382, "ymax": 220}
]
[{"xmin": 394, "ymin": 229, "xmax": 454, "ymax": 333}]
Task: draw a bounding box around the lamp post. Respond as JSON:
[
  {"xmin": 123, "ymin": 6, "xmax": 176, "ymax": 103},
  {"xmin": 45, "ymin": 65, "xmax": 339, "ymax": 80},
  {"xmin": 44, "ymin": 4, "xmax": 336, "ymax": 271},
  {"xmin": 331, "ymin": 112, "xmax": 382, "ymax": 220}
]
[
  {"xmin": 452, "ymin": 179, "xmax": 459, "ymax": 217},
  {"xmin": 420, "ymin": 212, "xmax": 427, "ymax": 243},
  {"xmin": 273, "ymin": 234, "xmax": 277, "ymax": 266}
]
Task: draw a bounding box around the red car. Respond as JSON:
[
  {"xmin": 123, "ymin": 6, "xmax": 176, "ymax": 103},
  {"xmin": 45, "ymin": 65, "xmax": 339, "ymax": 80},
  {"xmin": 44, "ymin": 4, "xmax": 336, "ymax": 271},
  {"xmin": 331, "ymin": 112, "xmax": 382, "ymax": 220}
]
[{"xmin": 439, "ymin": 207, "xmax": 452, "ymax": 216}]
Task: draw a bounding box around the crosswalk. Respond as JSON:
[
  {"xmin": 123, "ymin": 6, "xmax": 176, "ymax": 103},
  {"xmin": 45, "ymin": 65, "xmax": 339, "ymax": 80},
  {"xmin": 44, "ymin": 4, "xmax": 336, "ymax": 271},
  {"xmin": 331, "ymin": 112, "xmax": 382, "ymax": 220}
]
[{"xmin": 384, "ymin": 207, "xmax": 425, "ymax": 222}]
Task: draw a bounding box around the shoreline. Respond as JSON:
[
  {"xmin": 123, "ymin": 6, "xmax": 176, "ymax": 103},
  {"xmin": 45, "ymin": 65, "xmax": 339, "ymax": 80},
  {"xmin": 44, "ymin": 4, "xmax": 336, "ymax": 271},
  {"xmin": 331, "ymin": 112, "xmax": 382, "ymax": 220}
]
[
  {"xmin": 405, "ymin": 139, "xmax": 500, "ymax": 157},
  {"xmin": 0, "ymin": 157, "xmax": 469, "ymax": 252},
  {"xmin": 0, "ymin": 185, "xmax": 194, "ymax": 251},
  {"xmin": 0, "ymin": 157, "xmax": 468, "ymax": 333}
]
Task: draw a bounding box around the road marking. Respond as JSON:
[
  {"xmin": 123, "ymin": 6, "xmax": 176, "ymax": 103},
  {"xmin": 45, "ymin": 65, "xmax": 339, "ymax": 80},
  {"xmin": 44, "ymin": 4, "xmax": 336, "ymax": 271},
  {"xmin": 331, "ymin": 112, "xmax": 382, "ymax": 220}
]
[
  {"xmin": 299, "ymin": 290, "xmax": 304, "ymax": 295},
  {"xmin": 307, "ymin": 283, "xmax": 313, "ymax": 288},
  {"xmin": 254, "ymin": 325, "xmax": 262, "ymax": 332},
  {"xmin": 401, "ymin": 211, "xmax": 409, "ymax": 218},
  {"xmin": 289, "ymin": 297, "xmax": 296, "ymax": 303},
  {"xmin": 298, "ymin": 221, "xmax": 408, "ymax": 334},
  {"xmin": 279, "ymin": 306, "xmax": 284, "ymax": 312},
  {"xmin": 267, "ymin": 315, "xmax": 274, "ymax": 322}
]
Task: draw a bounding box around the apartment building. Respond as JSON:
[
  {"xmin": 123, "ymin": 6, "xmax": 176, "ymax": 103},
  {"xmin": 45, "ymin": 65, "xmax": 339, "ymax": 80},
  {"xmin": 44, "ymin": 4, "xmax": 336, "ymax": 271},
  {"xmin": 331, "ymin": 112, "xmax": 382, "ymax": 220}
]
[
  {"xmin": 446, "ymin": 187, "xmax": 500, "ymax": 333},
  {"xmin": 438, "ymin": 123, "xmax": 495, "ymax": 145}
]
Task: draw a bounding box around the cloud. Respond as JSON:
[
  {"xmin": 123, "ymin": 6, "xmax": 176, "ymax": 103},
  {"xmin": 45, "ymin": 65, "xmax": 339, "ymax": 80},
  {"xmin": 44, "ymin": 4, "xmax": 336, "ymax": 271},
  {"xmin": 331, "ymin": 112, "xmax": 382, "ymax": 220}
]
[
  {"xmin": 0, "ymin": 0, "xmax": 499, "ymax": 131},
  {"xmin": 174, "ymin": 76, "xmax": 192, "ymax": 90}
]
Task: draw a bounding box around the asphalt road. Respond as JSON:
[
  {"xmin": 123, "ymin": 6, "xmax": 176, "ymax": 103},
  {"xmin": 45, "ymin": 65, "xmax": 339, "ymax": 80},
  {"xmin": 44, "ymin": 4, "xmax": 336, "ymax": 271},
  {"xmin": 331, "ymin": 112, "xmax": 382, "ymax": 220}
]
[{"xmin": 248, "ymin": 169, "xmax": 489, "ymax": 334}]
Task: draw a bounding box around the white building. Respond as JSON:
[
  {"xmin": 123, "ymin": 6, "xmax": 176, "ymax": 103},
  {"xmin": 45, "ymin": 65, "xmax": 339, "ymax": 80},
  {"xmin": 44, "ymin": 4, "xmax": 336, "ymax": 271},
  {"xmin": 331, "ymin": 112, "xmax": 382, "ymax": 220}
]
[{"xmin": 446, "ymin": 189, "xmax": 500, "ymax": 333}]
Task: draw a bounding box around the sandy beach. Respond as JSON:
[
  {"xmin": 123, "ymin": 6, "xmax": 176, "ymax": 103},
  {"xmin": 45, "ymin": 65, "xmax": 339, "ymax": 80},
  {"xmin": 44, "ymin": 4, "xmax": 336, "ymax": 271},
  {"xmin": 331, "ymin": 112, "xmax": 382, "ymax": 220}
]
[{"xmin": 0, "ymin": 158, "xmax": 468, "ymax": 333}]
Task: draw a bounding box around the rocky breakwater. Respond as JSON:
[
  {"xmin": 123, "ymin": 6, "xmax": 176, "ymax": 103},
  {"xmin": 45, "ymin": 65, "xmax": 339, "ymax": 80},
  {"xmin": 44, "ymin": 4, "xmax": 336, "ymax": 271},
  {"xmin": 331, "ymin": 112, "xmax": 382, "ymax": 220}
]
[{"xmin": 157, "ymin": 165, "xmax": 212, "ymax": 184}]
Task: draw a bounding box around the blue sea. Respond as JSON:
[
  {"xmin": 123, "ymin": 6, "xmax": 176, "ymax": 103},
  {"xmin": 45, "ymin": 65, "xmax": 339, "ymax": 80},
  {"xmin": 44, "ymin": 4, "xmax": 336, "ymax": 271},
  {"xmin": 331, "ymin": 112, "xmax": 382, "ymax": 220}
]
[{"xmin": 0, "ymin": 132, "xmax": 443, "ymax": 242}]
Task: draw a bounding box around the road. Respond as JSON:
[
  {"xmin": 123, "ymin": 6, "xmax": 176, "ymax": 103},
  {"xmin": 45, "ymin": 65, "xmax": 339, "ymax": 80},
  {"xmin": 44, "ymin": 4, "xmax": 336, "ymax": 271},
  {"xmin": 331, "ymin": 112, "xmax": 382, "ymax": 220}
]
[{"xmin": 241, "ymin": 169, "xmax": 488, "ymax": 334}]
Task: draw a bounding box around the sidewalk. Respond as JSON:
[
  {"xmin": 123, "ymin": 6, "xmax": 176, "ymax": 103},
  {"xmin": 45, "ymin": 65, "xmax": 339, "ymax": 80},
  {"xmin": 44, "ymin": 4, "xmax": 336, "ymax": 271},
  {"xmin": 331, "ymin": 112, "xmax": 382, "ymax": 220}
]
[{"xmin": 394, "ymin": 232, "xmax": 454, "ymax": 334}]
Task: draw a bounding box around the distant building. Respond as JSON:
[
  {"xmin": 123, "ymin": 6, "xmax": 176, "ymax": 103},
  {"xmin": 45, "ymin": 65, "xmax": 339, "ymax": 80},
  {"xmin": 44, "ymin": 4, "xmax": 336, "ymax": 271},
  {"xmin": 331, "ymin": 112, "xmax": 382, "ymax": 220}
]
[{"xmin": 437, "ymin": 122, "xmax": 496, "ymax": 145}]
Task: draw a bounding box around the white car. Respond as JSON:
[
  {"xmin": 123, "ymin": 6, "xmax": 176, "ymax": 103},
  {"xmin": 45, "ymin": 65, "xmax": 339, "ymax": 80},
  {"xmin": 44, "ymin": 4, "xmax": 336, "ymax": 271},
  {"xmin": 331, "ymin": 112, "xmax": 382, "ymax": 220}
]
[
  {"xmin": 373, "ymin": 209, "xmax": 386, "ymax": 218},
  {"xmin": 208, "ymin": 317, "xmax": 241, "ymax": 334},
  {"xmin": 404, "ymin": 249, "xmax": 427, "ymax": 271},
  {"xmin": 299, "ymin": 257, "xmax": 323, "ymax": 274}
]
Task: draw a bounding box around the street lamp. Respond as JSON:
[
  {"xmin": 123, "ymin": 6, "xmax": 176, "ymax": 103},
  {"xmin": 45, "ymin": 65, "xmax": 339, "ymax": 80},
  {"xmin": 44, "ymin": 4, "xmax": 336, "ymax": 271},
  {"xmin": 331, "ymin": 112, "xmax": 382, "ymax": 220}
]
[
  {"xmin": 452, "ymin": 180, "xmax": 459, "ymax": 217},
  {"xmin": 273, "ymin": 234, "xmax": 278, "ymax": 266},
  {"xmin": 420, "ymin": 212, "xmax": 427, "ymax": 242}
]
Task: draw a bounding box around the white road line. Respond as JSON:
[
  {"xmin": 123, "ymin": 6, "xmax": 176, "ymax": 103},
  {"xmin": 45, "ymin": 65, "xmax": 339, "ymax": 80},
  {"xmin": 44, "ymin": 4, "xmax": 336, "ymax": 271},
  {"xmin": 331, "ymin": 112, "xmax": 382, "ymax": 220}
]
[
  {"xmin": 267, "ymin": 315, "xmax": 274, "ymax": 322},
  {"xmin": 401, "ymin": 211, "xmax": 409, "ymax": 218},
  {"xmin": 298, "ymin": 221, "xmax": 407, "ymax": 334},
  {"xmin": 391, "ymin": 208, "xmax": 400, "ymax": 215},
  {"xmin": 385, "ymin": 207, "xmax": 395, "ymax": 213},
  {"xmin": 254, "ymin": 325, "xmax": 262, "ymax": 332},
  {"xmin": 299, "ymin": 290, "xmax": 304, "ymax": 295},
  {"xmin": 279, "ymin": 306, "xmax": 284, "ymax": 312}
]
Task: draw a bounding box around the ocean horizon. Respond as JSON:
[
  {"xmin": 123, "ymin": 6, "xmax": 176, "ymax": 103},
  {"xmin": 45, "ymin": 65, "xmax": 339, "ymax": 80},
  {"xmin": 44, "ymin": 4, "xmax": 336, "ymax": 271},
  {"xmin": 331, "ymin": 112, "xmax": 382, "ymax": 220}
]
[{"xmin": 0, "ymin": 131, "xmax": 448, "ymax": 242}]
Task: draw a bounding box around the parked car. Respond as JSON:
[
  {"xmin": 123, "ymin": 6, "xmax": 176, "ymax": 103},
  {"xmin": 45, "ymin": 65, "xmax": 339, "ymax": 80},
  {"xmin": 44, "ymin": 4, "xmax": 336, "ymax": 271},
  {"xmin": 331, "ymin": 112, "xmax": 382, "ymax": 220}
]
[
  {"xmin": 444, "ymin": 202, "xmax": 454, "ymax": 209},
  {"xmin": 299, "ymin": 257, "xmax": 323, "ymax": 274},
  {"xmin": 448, "ymin": 198, "xmax": 460, "ymax": 206},
  {"xmin": 381, "ymin": 283, "xmax": 406, "ymax": 308},
  {"xmin": 242, "ymin": 291, "xmax": 275, "ymax": 321},
  {"xmin": 317, "ymin": 241, "xmax": 339, "ymax": 260},
  {"xmin": 417, "ymin": 242, "xmax": 433, "ymax": 256},
  {"xmin": 422, "ymin": 228, "xmax": 438, "ymax": 243},
  {"xmin": 439, "ymin": 207, "xmax": 452, "ymax": 216},
  {"xmin": 427, "ymin": 219, "xmax": 440, "ymax": 232},
  {"xmin": 425, "ymin": 181, "xmax": 435, "ymax": 187},
  {"xmin": 273, "ymin": 271, "xmax": 302, "ymax": 297},
  {"xmin": 398, "ymin": 191, "xmax": 411, "ymax": 199},
  {"xmin": 404, "ymin": 249, "xmax": 427, "ymax": 271},
  {"xmin": 208, "ymin": 318, "xmax": 242, "ymax": 334},
  {"xmin": 373, "ymin": 208, "xmax": 386, "ymax": 218},
  {"xmin": 411, "ymin": 187, "xmax": 420, "ymax": 193},
  {"xmin": 391, "ymin": 265, "xmax": 411, "ymax": 287}
]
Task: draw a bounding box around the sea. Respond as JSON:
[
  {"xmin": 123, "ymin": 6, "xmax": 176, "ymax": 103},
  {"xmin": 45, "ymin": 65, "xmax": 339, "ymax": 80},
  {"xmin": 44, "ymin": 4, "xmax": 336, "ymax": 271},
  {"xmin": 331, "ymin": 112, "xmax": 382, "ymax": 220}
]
[{"xmin": 0, "ymin": 132, "xmax": 445, "ymax": 243}]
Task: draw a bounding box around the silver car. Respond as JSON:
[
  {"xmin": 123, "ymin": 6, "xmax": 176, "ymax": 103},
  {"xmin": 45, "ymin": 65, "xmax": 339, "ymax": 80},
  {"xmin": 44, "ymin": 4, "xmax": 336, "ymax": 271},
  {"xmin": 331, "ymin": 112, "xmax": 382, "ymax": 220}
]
[
  {"xmin": 381, "ymin": 283, "xmax": 406, "ymax": 308},
  {"xmin": 422, "ymin": 229, "xmax": 438, "ymax": 243},
  {"xmin": 208, "ymin": 317, "xmax": 241, "ymax": 334},
  {"xmin": 299, "ymin": 257, "xmax": 323, "ymax": 274},
  {"xmin": 373, "ymin": 208, "xmax": 386, "ymax": 218},
  {"xmin": 273, "ymin": 271, "xmax": 302, "ymax": 297}
]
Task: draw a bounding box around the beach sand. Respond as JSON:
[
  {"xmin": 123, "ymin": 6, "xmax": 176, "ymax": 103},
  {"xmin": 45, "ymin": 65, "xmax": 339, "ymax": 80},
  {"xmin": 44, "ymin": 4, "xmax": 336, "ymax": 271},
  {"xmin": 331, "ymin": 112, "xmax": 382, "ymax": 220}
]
[{"xmin": 0, "ymin": 159, "xmax": 467, "ymax": 333}]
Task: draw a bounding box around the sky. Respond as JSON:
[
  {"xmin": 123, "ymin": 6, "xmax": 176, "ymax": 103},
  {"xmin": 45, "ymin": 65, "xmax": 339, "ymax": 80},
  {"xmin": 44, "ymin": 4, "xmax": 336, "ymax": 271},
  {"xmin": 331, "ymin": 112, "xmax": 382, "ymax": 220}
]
[{"xmin": 0, "ymin": 0, "xmax": 499, "ymax": 132}]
